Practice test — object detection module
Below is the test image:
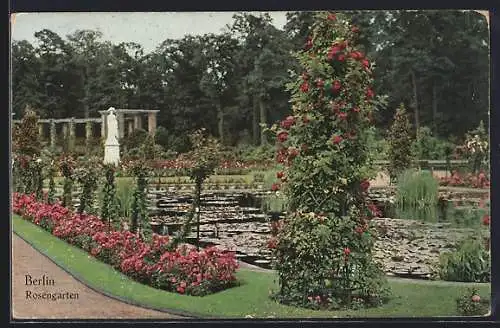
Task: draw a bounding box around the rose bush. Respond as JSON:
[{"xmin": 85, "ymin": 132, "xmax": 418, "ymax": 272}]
[
  {"xmin": 13, "ymin": 192, "xmax": 239, "ymax": 296},
  {"xmin": 438, "ymin": 170, "xmax": 490, "ymax": 189},
  {"xmin": 269, "ymin": 12, "xmax": 389, "ymax": 310}
]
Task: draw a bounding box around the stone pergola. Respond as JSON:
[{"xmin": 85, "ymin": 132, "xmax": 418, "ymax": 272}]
[
  {"xmin": 12, "ymin": 108, "xmax": 159, "ymax": 148},
  {"xmin": 98, "ymin": 109, "xmax": 159, "ymax": 139}
]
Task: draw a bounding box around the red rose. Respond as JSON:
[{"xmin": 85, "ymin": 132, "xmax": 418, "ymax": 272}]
[
  {"xmin": 316, "ymin": 79, "xmax": 325, "ymax": 89},
  {"xmin": 176, "ymin": 286, "xmax": 185, "ymax": 294},
  {"xmin": 276, "ymin": 171, "xmax": 284, "ymax": 179},
  {"xmin": 277, "ymin": 131, "xmax": 288, "ymax": 143},
  {"xmin": 288, "ymin": 147, "xmax": 299, "ymax": 159},
  {"xmin": 482, "ymin": 215, "xmax": 490, "ymax": 226},
  {"xmin": 366, "ymin": 88, "xmax": 375, "ymax": 98},
  {"xmin": 472, "ymin": 295, "xmax": 481, "ymax": 302},
  {"xmin": 271, "ymin": 183, "xmax": 280, "ymax": 191},
  {"xmin": 351, "ymin": 26, "xmax": 359, "ymax": 33},
  {"xmin": 344, "ymin": 247, "xmax": 351, "ymax": 256},
  {"xmin": 300, "ymin": 82, "xmax": 309, "ymax": 93},
  {"xmin": 352, "ymin": 107, "xmax": 360, "ymax": 113},
  {"xmin": 327, "ymin": 13, "xmax": 336, "ymax": 20},
  {"xmin": 360, "ymin": 179, "xmax": 370, "ymax": 192},
  {"xmin": 338, "ymin": 111, "xmax": 348, "ymax": 120},
  {"xmin": 337, "ymin": 54, "xmax": 345, "ymax": 61},
  {"xmin": 332, "ymin": 80, "xmax": 341, "ymax": 93},
  {"xmin": 362, "ymin": 59, "xmax": 370, "ymax": 69},
  {"xmin": 355, "ymin": 226, "xmax": 364, "ymax": 234},
  {"xmin": 280, "ymin": 116, "xmax": 295, "ymax": 129},
  {"xmin": 346, "ymin": 131, "xmax": 357, "ymax": 139},
  {"xmin": 302, "ymin": 72, "xmax": 309, "ymax": 81},
  {"xmin": 332, "ymin": 135, "xmax": 343, "ymax": 145},
  {"xmin": 267, "ymin": 237, "xmax": 277, "ymax": 249}
]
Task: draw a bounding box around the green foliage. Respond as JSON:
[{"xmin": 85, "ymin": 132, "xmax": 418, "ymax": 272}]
[
  {"xmin": 154, "ymin": 126, "xmax": 190, "ymax": 155},
  {"xmin": 58, "ymin": 154, "xmax": 76, "ymax": 208},
  {"xmin": 387, "ymin": 104, "xmax": 413, "ymax": 182},
  {"xmin": 271, "ymin": 12, "xmax": 389, "ymax": 309},
  {"xmin": 411, "ymin": 127, "xmax": 455, "ymax": 161},
  {"xmin": 129, "ymin": 160, "xmax": 150, "ymax": 237},
  {"xmin": 74, "ymin": 157, "xmax": 101, "ymax": 214},
  {"xmin": 47, "ymin": 160, "xmax": 57, "ymax": 204},
  {"xmin": 365, "ymin": 127, "xmax": 389, "ymax": 161},
  {"xmin": 100, "ymin": 164, "xmax": 120, "ymax": 228},
  {"xmin": 395, "ymin": 169, "xmax": 438, "ymax": 210},
  {"xmin": 115, "ymin": 178, "xmax": 134, "ymax": 220},
  {"xmin": 458, "ymin": 121, "xmax": 489, "ymax": 173},
  {"xmin": 12, "ymin": 108, "xmax": 41, "ymax": 157},
  {"xmin": 437, "ymin": 239, "xmax": 490, "ymax": 283},
  {"xmin": 237, "ymin": 144, "xmax": 275, "ymax": 162},
  {"xmin": 456, "ymin": 288, "xmax": 490, "ymax": 316}
]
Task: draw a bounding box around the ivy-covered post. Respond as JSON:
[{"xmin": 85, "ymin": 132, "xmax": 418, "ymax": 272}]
[
  {"xmin": 269, "ymin": 12, "xmax": 389, "ymax": 310},
  {"xmin": 130, "ymin": 160, "xmax": 150, "ymax": 238},
  {"xmin": 58, "ymin": 155, "xmax": 76, "ymax": 208},
  {"xmin": 101, "ymin": 164, "xmax": 119, "ymax": 229},
  {"xmin": 33, "ymin": 157, "xmax": 44, "ymax": 201},
  {"xmin": 387, "ymin": 103, "xmax": 413, "ymax": 184},
  {"xmin": 74, "ymin": 157, "xmax": 100, "ymax": 214},
  {"xmin": 47, "ymin": 159, "xmax": 57, "ymax": 204},
  {"xmin": 50, "ymin": 119, "xmax": 57, "ymax": 151}
]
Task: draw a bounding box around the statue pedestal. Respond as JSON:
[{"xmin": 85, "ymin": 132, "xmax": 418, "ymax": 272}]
[{"xmin": 104, "ymin": 141, "xmax": 120, "ymax": 166}]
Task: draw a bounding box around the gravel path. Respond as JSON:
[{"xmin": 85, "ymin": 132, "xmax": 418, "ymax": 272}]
[{"xmin": 11, "ymin": 234, "xmax": 186, "ymax": 320}]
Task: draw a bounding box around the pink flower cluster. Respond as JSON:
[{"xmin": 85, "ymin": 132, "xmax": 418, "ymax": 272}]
[
  {"xmin": 12, "ymin": 192, "xmax": 239, "ymax": 296},
  {"xmin": 438, "ymin": 171, "xmax": 490, "ymax": 189}
]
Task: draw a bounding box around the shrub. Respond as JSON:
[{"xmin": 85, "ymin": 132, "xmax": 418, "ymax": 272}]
[
  {"xmin": 411, "ymin": 126, "xmax": 455, "ymax": 161},
  {"xmin": 269, "ymin": 12, "xmax": 389, "ymax": 309},
  {"xmin": 395, "ymin": 169, "xmax": 438, "ymax": 209},
  {"xmin": 12, "ymin": 192, "xmax": 239, "ymax": 296},
  {"xmin": 456, "ymin": 288, "xmax": 490, "ymax": 316},
  {"xmin": 387, "ymin": 104, "xmax": 413, "ymax": 183},
  {"xmin": 437, "ymin": 239, "xmax": 490, "ymax": 282}
]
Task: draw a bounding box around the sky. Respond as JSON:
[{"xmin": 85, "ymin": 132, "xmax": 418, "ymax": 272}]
[{"xmin": 11, "ymin": 12, "xmax": 289, "ymax": 53}]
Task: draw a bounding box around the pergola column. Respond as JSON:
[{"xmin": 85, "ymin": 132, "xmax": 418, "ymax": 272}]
[
  {"xmin": 118, "ymin": 112, "xmax": 125, "ymax": 139},
  {"xmin": 148, "ymin": 112, "xmax": 157, "ymax": 135},
  {"xmin": 134, "ymin": 115, "xmax": 143, "ymax": 130},
  {"xmin": 38, "ymin": 123, "xmax": 44, "ymax": 140},
  {"xmin": 128, "ymin": 120, "xmax": 134, "ymax": 135},
  {"xmin": 50, "ymin": 120, "xmax": 56, "ymax": 149},
  {"xmin": 101, "ymin": 112, "xmax": 107, "ymax": 138},
  {"xmin": 85, "ymin": 121, "xmax": 93, "ymax": 147},
  {"xmin": 68, "ymin": 118, "xmax": 76, "ymax": 152}
]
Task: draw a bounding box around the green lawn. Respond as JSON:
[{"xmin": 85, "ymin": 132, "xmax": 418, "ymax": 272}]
[{"xmin": 12, "ymin": 214, "xmax": 491, "ymax": 318}]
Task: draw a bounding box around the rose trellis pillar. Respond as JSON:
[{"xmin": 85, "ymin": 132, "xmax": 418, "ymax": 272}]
[{"xmin": 50, "ymin": 119, "xmax": 56, "ymax": 150}]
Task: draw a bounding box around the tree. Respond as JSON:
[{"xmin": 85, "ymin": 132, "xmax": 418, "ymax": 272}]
[
  {"xmin": 271, "ymin": 12, "xmax": 389, "ymax": 309},
  {"xmin": 199, "ymin": 33, "xmax": 241, "ymax": 144},
  {"xmin": 387, "ymin": 103, "xmax": 413, "ymax": 183},
  {"xmin": 168, "ymin": 129, "xmax": 222, "ymax": 250},
  {"xmin": 229, "ymin": 13, "xmax": 294, "ymax": 145}
]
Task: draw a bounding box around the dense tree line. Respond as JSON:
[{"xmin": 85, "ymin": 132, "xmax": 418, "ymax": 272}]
[{"xmin": 12, "ymin": 10, "xmax": 489, "ymax": 150}]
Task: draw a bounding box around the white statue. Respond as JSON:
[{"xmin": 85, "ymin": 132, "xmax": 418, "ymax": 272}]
[
  {"xmin": 105, "ymin": 107, "xmax": 119, "ymax": 144},
  {"xmin": 103, "ymin": 107, "xmax": 120, "ymax": 166}
]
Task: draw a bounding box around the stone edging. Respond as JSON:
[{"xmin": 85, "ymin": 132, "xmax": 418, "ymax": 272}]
[{"xmin": 12, "ymin": 230, "xmax": 206, "ymax": 320}]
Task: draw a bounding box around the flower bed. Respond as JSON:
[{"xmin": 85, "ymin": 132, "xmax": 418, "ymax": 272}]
[
  {"xmin": 437, "ymin": 171, "xmax": 490, "ymax": 189},
  {"xmin": 12, "ymin": 192, "xmax": 238, "ymax": 296}
]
